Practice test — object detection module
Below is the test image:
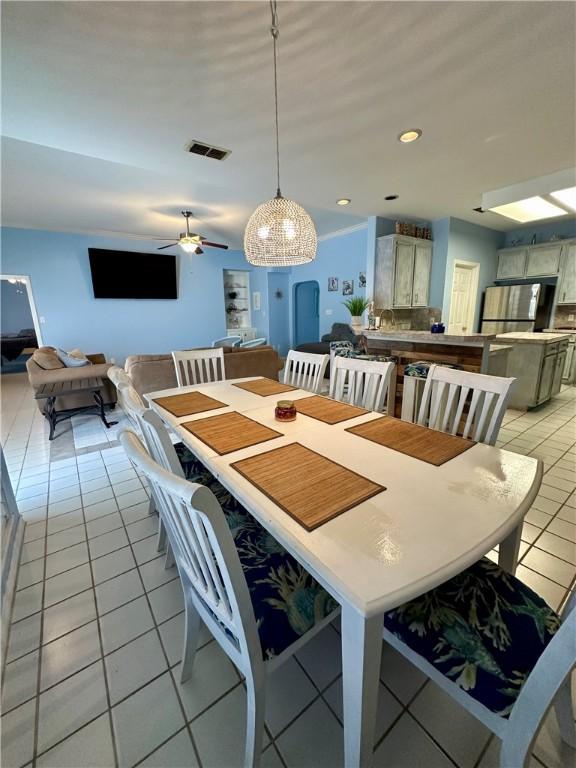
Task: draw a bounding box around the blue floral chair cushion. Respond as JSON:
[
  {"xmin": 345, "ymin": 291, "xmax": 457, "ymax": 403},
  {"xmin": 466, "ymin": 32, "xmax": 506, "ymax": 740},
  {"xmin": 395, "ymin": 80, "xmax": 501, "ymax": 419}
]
[
  {"xmin": 384, "ymin": 558, "xmax": 561, "ymax": 716},
  {"xmin": 190, "ymin": 467, "xmax": 338, "ymax": 659},
  {"xmin": 174, "ymin": 441, "xmax": 206, "ymax": 481}
]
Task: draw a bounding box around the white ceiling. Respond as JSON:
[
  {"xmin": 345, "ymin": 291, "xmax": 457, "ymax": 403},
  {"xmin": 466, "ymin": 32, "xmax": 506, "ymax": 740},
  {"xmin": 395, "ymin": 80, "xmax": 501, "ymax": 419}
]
[{"xmin": 2, "ymin": 1, "xmax": 575, "ymax": 248}]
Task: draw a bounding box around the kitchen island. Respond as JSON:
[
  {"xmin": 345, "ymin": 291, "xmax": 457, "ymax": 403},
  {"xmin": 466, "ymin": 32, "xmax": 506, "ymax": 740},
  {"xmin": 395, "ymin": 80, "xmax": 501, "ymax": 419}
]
[
  {"xmin": 495, "ymin": 332, "xmax": 570, "ymax": 408},
  {"xmin": 363, "ymin": 330, "xmax": 504, "ymax": 416}
]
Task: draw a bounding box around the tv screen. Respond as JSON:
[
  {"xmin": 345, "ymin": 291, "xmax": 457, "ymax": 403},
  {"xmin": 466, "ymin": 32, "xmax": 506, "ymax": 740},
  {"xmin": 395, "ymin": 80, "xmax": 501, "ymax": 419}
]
[{"xmin": 88, "ymin": 248, "xmax": 178, "ymax": 299}]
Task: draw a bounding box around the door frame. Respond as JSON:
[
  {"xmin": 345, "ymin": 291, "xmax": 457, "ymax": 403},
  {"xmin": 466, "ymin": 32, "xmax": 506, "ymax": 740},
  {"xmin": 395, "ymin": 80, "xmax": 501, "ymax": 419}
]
[
  {"xmin": 293, "ymin": 280, "xmax": 320, "ymax": 347},
  {"xmin": 0, "ymin": 274, "xmax": 44, "ymax": 347},
  {"xmin": 447, "ymin": 260, "xmax": 480, "ymax": 335}
]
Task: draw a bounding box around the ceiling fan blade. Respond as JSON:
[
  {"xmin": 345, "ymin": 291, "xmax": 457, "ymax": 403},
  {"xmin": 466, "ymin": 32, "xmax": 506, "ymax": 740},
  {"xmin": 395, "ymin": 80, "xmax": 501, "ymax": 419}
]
[
  {"xmin": 157, "ymin": 243, "xmax": 178, "ymax": 250},
  {"xmin": 200, "ymin": 241, "xmax": 228, "ymax": 250}
]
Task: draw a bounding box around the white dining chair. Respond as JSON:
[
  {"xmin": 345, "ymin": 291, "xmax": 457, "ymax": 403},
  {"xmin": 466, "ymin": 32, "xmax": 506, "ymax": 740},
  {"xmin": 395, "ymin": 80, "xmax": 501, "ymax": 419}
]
[
  {"xmin": 107, "ymin": 365, "xmax": 133, "ymax": 413},
  {"xmin": 383, "ymin": 560, "xmax": 576, "ymax": 768},
  {"xmin": 119, "ymin": 427, "xmax": 339, "ymax": 768},
  {"xmin": 212, "ymin": 336, "xmax": 242, "ymax": 349},
  {"xmin": 416, "ymin": 364, "xmax": 516, "ymax": 445},
  {"xmin": 171, "ymin": 347, "xmax": 225, "ymax": 387},
  {"xmin": 240, "ymin": 338, "xmax": 267, "ymax": 348},
  {"xmin": 329, "ymin": 356, "xmax": 396, "ymax": 413},
  {"xmin": 282, "ymin": 350, "xmax": 329, "ymax": 393}
]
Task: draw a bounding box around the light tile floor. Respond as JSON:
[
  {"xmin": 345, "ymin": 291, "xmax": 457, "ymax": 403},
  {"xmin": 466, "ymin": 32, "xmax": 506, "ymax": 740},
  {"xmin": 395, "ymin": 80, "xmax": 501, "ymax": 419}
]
[{"xmin": 1, "ymin": 372, "xmax": 575, "ymax": 768}]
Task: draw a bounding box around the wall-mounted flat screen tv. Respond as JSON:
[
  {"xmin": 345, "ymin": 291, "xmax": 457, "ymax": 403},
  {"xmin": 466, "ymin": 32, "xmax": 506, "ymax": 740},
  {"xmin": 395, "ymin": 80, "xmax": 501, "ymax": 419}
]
[{"xmin": 88, "ymin": 248, "xmax": 178, "ymax": 299}]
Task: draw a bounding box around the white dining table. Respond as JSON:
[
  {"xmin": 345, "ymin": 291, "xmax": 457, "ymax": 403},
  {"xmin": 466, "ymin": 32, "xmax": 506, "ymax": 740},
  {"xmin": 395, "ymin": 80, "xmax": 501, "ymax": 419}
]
[{"xmin": 146, "ymin": 377, "xmax": 542, "ymax": 768}]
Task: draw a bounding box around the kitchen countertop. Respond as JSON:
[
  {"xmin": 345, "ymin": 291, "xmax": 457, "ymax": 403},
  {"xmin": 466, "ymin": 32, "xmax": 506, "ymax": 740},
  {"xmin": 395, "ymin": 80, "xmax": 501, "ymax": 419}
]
[
  {"xmin": 496, "ymin": 332, "xmax": 571, "ymax": 344},
  {"xmin": 364, "ymin": 330, "xmax": 496, "ymax": 345},
  {"xmin": 544, "ymin": 328, "xmax": 576, "ymax": 337}
]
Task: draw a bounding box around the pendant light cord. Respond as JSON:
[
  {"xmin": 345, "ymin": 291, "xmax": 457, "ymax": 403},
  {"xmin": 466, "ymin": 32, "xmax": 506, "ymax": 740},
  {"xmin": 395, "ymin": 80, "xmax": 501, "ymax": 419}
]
[{"xmin": 270, "ymin": 0, "xmax": 282, "ymax": 198}]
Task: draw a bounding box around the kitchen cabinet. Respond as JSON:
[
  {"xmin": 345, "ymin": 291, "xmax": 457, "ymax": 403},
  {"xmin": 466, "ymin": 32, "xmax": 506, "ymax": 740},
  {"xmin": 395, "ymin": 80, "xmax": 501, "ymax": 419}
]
[
  {"xmin": 496, "ymin": 248, "xmax": 527, "ymax": 280},
  {"xmin": 525, "ymin": 244, "xmax": 562, "ymax": 277},
  {"xmin": 551, "ymin": 349, "xmax": 567, "ymax": 397},
  {"xmin": 557, "ymin": 242, "xmax": 576, "ymax": 304},
  {"xmin": 496, "ymin": 241, "xmax": 570, "ymax": 281},
  {"xmin": 412, "ymin": 244, "xmax": 432, "ymax": 306},
  {"xmin": 375, "ymin": 235, "xmax": 433, "ymax": 309},
  {"xmin": 495, "ymin": 333, "xmax": 570, "ymax": 408},
  {"xmin": 537, "ymin": 352, "xmax": 556, "ymax": 404}
]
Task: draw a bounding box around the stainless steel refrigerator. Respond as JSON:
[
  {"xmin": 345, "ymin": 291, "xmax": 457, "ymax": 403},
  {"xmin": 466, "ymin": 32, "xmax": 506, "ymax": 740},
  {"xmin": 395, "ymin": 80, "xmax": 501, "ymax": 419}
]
[{"xmin": 480, "ymin": 284, "xmax": 555, "ymax": 334}]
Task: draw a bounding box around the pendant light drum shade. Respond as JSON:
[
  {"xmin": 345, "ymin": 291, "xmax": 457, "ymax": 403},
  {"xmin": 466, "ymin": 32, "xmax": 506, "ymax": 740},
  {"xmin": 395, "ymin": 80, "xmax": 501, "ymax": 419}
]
[{"xmin": 244, "ymin": 195, "xmax": 317, "ymax": 266}]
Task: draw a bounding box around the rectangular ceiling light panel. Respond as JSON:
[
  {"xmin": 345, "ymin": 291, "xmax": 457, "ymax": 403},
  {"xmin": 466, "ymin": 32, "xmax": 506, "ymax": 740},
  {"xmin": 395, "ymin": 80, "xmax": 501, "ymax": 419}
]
[
  {"xmin": 550, "ymin": 187, "xmax": 576, "ymax": 212},
  {"xmin": 489, "ymin": 196, "xmax": 569, "ymax": 223}
]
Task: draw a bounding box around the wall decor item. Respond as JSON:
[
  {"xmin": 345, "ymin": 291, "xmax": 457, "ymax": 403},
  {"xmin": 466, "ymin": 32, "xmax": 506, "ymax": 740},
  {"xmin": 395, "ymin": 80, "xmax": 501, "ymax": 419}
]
[
  {"xmin": 394, "ymin": 221, "xmax": 432, "ymax": 240},
  {"xmin": 359, "ymin": 272, "xmax": 366, "ymax": 288},
  {"xmin": 342, "ymin": 280, "xmax": 354, "ymax": 296},
  {"xmin": 328, "ymin": 277, "xmax": 339, "ymax": 292}
]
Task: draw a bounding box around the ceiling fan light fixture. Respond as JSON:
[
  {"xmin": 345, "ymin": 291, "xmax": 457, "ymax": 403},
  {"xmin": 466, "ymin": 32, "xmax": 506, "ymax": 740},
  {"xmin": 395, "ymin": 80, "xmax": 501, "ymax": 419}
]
[{"xmin": 243, "ymin": 1, "xmax": 316, "ymax": 267}]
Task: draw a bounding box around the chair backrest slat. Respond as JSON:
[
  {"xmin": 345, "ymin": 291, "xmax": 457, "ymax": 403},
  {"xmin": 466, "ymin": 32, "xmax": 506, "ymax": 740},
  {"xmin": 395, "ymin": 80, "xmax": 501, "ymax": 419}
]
[
  {"xmin": 171, "ymin": 348, "xmax": 225, "ymax": 387},
  {"xmin": 282, "ymin": 351, "xmax": 329, "ymax": 393},
  {"xmin": 416, "ymin": 365, "xmax": 515, "ymax": 445},
  {"xmin": 329, "ymin": 357, "xmax": 395, "ymax": 412}
]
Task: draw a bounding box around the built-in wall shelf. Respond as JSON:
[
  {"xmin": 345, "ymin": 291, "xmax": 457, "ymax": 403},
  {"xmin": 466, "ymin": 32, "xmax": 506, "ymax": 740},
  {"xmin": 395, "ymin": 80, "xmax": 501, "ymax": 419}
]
[{"xmin": 223, "ymin": 269, "xmax": 254, "ymax": 336}]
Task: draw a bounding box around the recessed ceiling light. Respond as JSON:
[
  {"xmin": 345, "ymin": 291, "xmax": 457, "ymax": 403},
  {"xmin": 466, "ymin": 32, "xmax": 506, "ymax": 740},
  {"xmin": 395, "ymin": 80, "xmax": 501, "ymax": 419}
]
[
  {"xmin": 336, "ymin": 198, "xmax": 351, "ymax": 206},
  {"xmin": 398, "ymin": 129, "xmax": 422, "ymax": 143},
  {"xmin": 489, "ymin": 196, "xmax": 569, "ymax": 223},
  {"xmin": 384, "ymin": 195, "xmax": 399, "ymax": 201},
  {"xmin": 550, "ymin": 186, "xmax": 576, "ymax": 212}
]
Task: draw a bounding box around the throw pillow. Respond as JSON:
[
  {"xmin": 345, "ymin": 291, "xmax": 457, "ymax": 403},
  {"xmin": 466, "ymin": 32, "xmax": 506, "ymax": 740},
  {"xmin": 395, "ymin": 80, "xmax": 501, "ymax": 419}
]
[
  {"xmin": 32, "ymin": 348, "xmax": 65, "ymax": 370},
  {"xmin": 56, "ymin": 348, "xmax": 92, "ymax": 368}
]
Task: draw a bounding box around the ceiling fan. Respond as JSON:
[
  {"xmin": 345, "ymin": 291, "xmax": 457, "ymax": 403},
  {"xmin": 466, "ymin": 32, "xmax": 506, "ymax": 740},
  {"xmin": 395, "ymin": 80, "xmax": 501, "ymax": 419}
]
[{"xmin": 157, "ymin": 211, "xmax": 229, "ymax": 255}]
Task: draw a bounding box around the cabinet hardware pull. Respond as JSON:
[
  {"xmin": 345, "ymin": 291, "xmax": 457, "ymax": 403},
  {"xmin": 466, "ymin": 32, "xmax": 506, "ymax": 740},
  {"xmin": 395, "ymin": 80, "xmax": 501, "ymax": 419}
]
[{"xmin": 563, "ymin": 292, "xmax": 566, "ymax": 302}]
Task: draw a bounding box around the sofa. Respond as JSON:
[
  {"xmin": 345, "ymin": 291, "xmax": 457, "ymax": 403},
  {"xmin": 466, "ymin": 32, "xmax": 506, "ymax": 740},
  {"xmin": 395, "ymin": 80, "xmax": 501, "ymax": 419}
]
[
  {"xmin": 27, "ymin": 352, "xmax": 116, "ymax": 412},
  {"xmin": 125, "ymin": 345, "xmax": 284, "ymax": 396}
]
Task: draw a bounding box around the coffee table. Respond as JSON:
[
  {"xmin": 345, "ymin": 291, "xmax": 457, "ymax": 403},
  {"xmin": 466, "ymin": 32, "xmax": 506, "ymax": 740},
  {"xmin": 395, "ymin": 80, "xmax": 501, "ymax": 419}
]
[{"xmin": 34, "ymin": 376, "xmax": 117, "ymax": 440}]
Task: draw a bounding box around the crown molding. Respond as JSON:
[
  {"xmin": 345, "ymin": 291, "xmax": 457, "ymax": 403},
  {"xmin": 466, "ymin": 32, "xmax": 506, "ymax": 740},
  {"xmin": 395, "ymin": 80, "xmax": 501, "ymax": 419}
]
[{"xmin": 317, "ymin": 221, "xmax": 368, "ymax": 242}]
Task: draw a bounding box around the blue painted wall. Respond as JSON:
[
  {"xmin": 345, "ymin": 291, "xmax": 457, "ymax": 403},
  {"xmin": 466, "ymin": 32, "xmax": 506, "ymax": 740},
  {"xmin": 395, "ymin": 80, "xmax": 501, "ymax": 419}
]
[
  {"xmin": 267, "ymin": 272, "xmax": 290, "ymax": 356},
  {"xmin": 503, "ymin": 218, "xmax": 576, "ymax": 246},
  {"xmin": 1, "ymin": 280, "xmax": 35, "ymax": 334},
  {"xmin": 288, "ymin": 226, "xmax": 369, "ymax": 343},
  {"xmin": 429, "ymin": 218, "xmax": 450, "ymax": 311},
  {"xmin": 0, "ymin": 227, "xmax": 269, "ymax": 364}
]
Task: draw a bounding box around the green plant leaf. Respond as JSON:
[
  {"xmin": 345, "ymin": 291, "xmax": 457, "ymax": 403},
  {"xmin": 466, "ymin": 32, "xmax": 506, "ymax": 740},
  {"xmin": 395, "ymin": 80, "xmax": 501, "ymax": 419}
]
[{"xmin": 342, "ymin": 296, "xmax": 371, "ymax": 315}]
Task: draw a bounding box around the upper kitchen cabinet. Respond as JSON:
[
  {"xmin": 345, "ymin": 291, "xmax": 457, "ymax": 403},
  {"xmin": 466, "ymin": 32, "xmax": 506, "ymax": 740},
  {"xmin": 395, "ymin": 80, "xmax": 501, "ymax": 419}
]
[
  {"xmin": 375, "ymin": 235, "xmax": 432, "ymax": 309},
  {"xmin": 496, "ymin": 241, "xmax": 565, "ymax": 280},
  {"xmin": 525, "ymin": 243, "xmax": 562, "ymax": 277},
  {"xmin": 557, "ymin": 242, "xmax": 576, "ymax": 304},
  {"xmin": 496, "ymin": 247, "xmax": 527, "ymax": 279}
]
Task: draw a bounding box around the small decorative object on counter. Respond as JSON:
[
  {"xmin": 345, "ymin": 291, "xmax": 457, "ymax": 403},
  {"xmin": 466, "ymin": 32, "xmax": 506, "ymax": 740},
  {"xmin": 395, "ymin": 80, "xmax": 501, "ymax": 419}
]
[
  {"xmin": 430, "ymin": 321, "xmax": 445, "ymax": 334},
  {"xmin": 275, "ymin": 400, "xmax": 297, "ymax": 422}
]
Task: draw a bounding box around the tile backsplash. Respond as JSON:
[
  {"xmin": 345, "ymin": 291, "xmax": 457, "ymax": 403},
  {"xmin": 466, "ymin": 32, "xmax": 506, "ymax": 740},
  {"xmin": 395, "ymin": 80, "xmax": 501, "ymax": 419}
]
[
  {"xmin": 376, "ymin": 307, "xmax": 442, "ymax": 331},
  {"xmin": 553, "ymin": 305, "xmax": 576, "ymax": 329}
]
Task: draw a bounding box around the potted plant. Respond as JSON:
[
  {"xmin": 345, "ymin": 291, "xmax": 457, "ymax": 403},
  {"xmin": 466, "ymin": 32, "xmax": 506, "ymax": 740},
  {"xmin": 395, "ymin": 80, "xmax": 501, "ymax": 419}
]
[{"xmin": 343, "ymin": 296, "xmax": 370, "ymax": 333}]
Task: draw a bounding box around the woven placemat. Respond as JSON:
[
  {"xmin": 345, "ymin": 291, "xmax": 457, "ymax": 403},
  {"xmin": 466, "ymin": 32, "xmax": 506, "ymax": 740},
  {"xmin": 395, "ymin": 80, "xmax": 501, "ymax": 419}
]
[
  {"xmin": 181, "ymin": 411, "xmax": 282, "ymax": 455},
  {"xmin": 232, "ymin": 378, "xmax": 298, "ymax": 397},
  {"xmin": 152, "ymin": 391, "xmax": 228, "ymax": 418},
  {"xmin": 295, "ymin": 395, "xmax": 369, "ymax": 424},
  {"xmin": 231, "ymin": 442, "xmax": 385, "ymax": 531},
  {"xmin": 347, "ymin": 416, "xmax": 475, "ymax": 466}
]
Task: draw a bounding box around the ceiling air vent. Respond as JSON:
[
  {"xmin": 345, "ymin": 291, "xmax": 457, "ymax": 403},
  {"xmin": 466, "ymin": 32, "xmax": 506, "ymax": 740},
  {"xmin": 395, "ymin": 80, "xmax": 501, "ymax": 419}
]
[{"xmin": 186, "ymin": 141, "xmax": 231, "ymax": 161}]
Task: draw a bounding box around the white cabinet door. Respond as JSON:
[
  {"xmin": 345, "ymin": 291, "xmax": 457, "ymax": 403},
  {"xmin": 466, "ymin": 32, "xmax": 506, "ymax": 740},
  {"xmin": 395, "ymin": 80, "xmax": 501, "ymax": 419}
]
[
  {"xmin": 563, "ymin": 344, "xmax": 574, "ymax": 380},
  {"xmin": 412, "ymin": 244, "xmax": 432, "ymax": 307},
  {"xmin": 557, "ymin": 243, "xmax": 576, "ymax": 304},
  {"xmin": 393, "ymin": 243, "xmax": 414, "ymax": 308},
  {"xmin": 552, "ymin": 350, "xmax": 567, "ymax": 396},
  {"xmin": 525, "ymin": 245, "xmax": 562, "ymax": 277},
  {"xmin": 537, "ymin": 352, "xmax": 556, "ymax": 404},
  {"xmin": 496, "ymin": 249, "xmax": 527, "ymax": 279}
]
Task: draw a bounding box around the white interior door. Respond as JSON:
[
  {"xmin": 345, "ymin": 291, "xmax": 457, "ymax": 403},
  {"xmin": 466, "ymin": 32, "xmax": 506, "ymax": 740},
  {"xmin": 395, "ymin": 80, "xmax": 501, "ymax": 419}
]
[{"xmin": 447, "ymin": 261, "xmax": 480, "ymax": 334}]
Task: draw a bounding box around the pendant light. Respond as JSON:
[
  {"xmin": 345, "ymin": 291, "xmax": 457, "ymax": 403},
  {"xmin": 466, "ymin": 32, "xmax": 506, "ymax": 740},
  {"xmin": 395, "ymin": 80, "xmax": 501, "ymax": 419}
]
[{"xmin": 244, "ymin": 0, "xmax": 317, "ymax": 266}]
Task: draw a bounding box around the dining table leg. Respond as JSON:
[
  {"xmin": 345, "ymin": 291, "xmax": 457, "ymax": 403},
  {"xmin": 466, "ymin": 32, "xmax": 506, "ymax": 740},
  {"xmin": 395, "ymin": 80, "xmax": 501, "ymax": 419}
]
[
  {"xmin": 341, "ymin": 604, "xmax": 383, "ymax": 768},
  {"xmin": 499, "ymin": 522, "xmax": 523, "ymax": 574}
]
